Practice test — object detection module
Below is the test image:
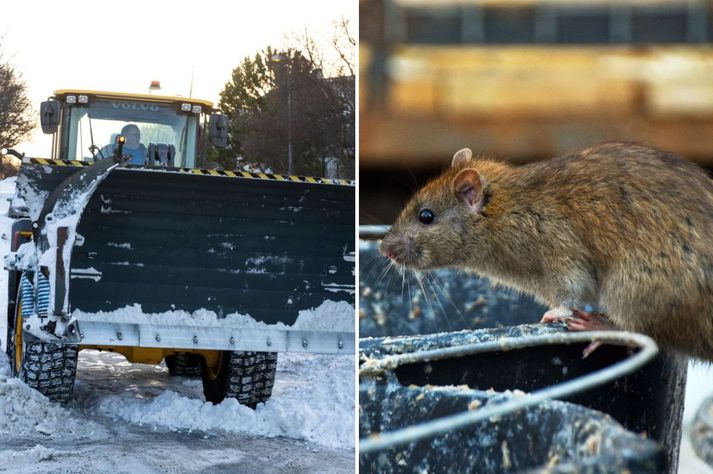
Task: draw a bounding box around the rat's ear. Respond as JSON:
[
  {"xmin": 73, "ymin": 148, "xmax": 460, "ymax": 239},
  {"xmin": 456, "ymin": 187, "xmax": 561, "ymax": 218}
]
[
  {"xmin": 452, "ymin": 148, "xmax": 473, "ymax": 168},
  {"xmin": 453, "ymin": 168, "xmax": 486, "ymax": 213}
]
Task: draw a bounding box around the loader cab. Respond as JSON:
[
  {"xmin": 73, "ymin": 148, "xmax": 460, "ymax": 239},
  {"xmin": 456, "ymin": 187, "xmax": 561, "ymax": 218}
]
[{"xmin": 42, "ymin": 90, "xmax": 227, "ymax": 168}]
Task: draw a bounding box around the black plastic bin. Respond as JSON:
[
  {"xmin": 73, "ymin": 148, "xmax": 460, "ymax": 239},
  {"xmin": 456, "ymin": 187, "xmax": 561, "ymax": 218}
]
[
  {"xmin": 359, "ymin": 238, "xmax": 688, "ymax": 473},
  {"xmin": 360, "ymin": 380, "xmax": 664, "ymax": 473}
]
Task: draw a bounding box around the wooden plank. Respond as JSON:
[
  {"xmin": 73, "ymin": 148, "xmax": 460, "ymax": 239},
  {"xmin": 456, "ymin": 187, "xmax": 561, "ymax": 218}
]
[
  {"xmin": 360, "ymin": 112, "xmax": 713, "ymax": 166},
  {"xmin": 379, "ymin": 47, "xmax": 713, "ymax": 117}
]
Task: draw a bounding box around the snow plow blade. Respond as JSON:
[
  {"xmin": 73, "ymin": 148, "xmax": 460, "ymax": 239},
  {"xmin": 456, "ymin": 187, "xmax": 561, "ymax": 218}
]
[{"xmin": 11, "ymin": 159, "xmax": 355, "ymax": 352}]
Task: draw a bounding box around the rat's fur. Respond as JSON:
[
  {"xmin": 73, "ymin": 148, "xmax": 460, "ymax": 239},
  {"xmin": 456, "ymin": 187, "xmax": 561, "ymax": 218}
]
[{"xmin": 381, "ymin": 142, "xmax": 713, "ymax": 360}]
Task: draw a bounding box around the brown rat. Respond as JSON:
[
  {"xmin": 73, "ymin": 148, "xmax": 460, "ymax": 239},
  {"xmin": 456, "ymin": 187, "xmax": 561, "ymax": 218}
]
[{"xmin": 380, "ymin": 142, "xmax": 713, "ymax": 361}]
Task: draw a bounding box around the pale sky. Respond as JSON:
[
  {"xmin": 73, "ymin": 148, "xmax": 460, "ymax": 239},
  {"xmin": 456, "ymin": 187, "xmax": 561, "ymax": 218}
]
[{"xmin": 1, "ymin": 0, "xmax": 356, "ymax": 155}]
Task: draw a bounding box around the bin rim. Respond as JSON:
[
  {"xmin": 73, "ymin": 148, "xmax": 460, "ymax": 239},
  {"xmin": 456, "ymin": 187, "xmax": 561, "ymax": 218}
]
[{"xmin": 359, "ymin": 330, "xmax": 658, "ymax": 453}]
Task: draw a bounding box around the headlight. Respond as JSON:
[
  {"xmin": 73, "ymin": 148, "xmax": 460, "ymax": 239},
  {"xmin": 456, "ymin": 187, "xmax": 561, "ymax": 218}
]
[
  {"xmin": 78, "ymin": 95, "xmax": 89, "ymax": 104},
  {"xmin": 66, "ymin": 95, "xmax": 77, "ymax": 104},
  {"xmin": 192, "ymin": 105, "xmax": 202, "ymax": 114},
  {"xmin": 181, "ymin": 103, "xmax": 192, "ymax": 112}
]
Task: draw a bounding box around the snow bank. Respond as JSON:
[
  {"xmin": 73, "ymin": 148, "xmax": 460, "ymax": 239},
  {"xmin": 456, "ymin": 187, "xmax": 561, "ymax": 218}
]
[
  {"xmin": 0, "ymin": 177, "xmax": 17, "ymax": 352},
  {"xmin": 86, "ymin": 353, "xmax": 354, "ymax": 449},
  {"xmin": 0, "ymin": 353, "xmax": 107, "ymax": 440},
  {"xmin": 0, "ymin": 175, "xmax": 18, "ymax": 198}
]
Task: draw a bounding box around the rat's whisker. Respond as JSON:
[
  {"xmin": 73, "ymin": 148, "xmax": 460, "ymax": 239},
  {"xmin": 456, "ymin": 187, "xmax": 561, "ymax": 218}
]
[
  {"xmin": 372, "ymin": 258, "xmax": 396, "ymax": 289},
  {"xmin": 406, "ymin": 270, "xmax": 412, "ymax": 309},
  {"xmin": 358, "ymin": 209, "xmax": 390, "ymax": 227},
  {"xmin": 424, "ymin": 271, "xmax": 455, "ymax": 332},
  {"xmin": 386, "ymin": 260, "xmax": 401, "ymax": 295},
  {"xmin": 428, "ymin": 272, "xmax": 471, "ymax": 330},
  {"xmin": 396, "ymin": 155, "xmax": 421, "ymax": 189},
  {"xmin": 364, "ymin": 252, "xmax": 393, "ymax": 279},
  {"xmin": 413, "ymin": 270, "xmax": 436, "ymax": 327},
  {"xmin": 400, "ymin": 263, "xmax": 407, "ymax": 299}
]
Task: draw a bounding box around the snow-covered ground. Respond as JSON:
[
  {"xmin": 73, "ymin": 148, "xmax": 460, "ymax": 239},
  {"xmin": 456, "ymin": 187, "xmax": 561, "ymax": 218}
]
[
  {"xmin": 0, "ymin": 176, "xmax": 355, "ymax": 473},
  {"xmin": 0, "ymin": 350, "xmax": 355, "ymax": 473}
]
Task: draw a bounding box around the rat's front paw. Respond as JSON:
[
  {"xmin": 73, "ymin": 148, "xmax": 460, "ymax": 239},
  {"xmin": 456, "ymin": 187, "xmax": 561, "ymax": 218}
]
[
  {"xmin": 566, "ymin": 310, "xmax": 613, "ymax": 358},
  {"xmin": 540, "ymin": 306, "xmax": 573, "ymax": 324},
  {"xmin": 567, "ymin": 309, "xmax": 612, "ymax": 331}
]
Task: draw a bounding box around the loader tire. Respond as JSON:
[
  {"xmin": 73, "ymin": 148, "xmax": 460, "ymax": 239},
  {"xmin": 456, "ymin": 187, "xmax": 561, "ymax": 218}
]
[
  {"xmin": 18, "ymin": 334, "xmax": 78, "ymax": 404},
  {"xmin": 7, "ymin": 297, "xmax": 78, "ymax": 404},
  {"xmin": 201, "ymin": 351, "xmax": 278, "ymax": 408},
  {"xmin": 252, "ymin": 352, "xmax": 278, "ymax": 405},
  {"xmin": 165, "ymin": 354, "xmax": 202, "ymax": 377},
  {"xmin": 5, "ymin": 299, "xmax": 20, "ymax": 376},
  {"xmin": 6, "ymin": 274, "xmax": 22, "ymax": 375}
]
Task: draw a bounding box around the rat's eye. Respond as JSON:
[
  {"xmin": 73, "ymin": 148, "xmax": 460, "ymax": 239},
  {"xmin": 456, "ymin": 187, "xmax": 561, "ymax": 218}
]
[{"xmin": 418, "ymin": 209, "xmax": 435, "ymax": 224}]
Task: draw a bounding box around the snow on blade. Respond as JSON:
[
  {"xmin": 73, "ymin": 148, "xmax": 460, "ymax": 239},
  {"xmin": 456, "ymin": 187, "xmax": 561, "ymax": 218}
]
[
  {"xmin": 70, "ymin": 267, "xmax": 103, "ymax": 281},
  {"xmin": 291, "ymin": 300, "xmax": 354, "ymax": 331},
  {"xmin": 322, "ymin": 282, "xmax": 356, "ymax": 295},
  {"xmin": 106, "ymin": 242, "xmax": 133, "ymax": 249},
  {"xmin": 13, "ymin": 173, "xmax": 49, "ymax": 222},
  {"xmin": 37, "ymin": 161, "xmax": 122, "ymax": 317},
  {"xmin": 5, "ymin": 241, "xmax": 37, "ymax": 271},
  {"xmin": 74, "ymin": 300, "xmax": 355, "ymax": 333},
  {"xmin": 245, "ymin": 255, "xmax": 292, "ymax": 274}
]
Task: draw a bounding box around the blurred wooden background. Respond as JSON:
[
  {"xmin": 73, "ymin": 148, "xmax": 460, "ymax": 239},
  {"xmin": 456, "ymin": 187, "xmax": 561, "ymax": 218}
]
[{"xmin": 360, "ymin": 0, "xmax": 713, "ymax": 222}]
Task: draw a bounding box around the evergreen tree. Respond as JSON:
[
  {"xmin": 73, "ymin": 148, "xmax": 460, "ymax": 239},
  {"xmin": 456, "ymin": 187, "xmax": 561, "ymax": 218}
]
[{"xmin": 216, "ymin": 47, "xmax": 354, "ymax": 178}]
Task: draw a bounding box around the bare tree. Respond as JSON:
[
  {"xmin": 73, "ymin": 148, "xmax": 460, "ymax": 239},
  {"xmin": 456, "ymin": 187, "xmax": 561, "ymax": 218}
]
[
  {"xmin": 290, "ymin": 17, "xmax": 355, "ymax": 79},
  {"xmin": 331, "ymin": 17, "xmax": 356, "ymax": 78},
  {"xmin": 0, "ymin": 46, "xmax": 33, "ymax": 150},
  {"xmin": 287, "ymin": 19, "xmax": 356, "ymax": 178}
]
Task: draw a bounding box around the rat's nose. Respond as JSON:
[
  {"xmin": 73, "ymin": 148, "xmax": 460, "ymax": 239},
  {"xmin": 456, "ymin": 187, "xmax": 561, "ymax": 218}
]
[
  {"xmin": 379, "ymin": 242, "xmax": 398, "ymax": 260},
  {"xmin": 379, "ymin": 247, "xmax": 396, "ymax": 260}
]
